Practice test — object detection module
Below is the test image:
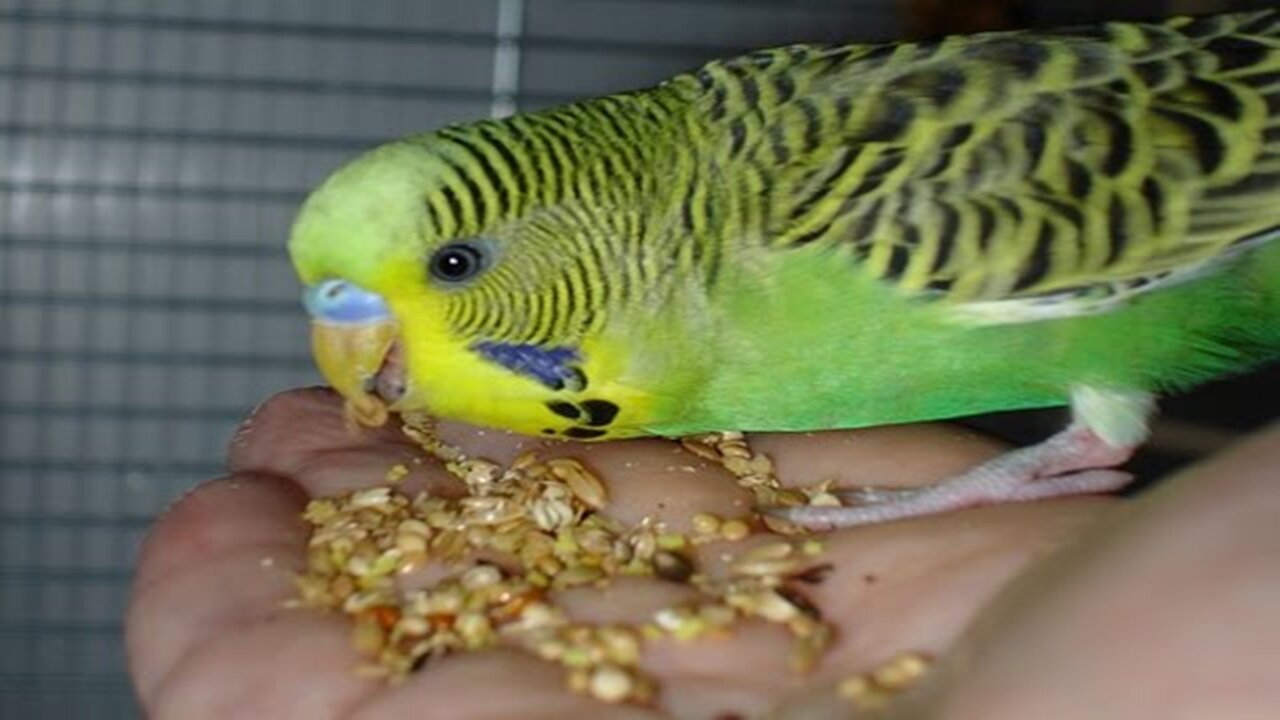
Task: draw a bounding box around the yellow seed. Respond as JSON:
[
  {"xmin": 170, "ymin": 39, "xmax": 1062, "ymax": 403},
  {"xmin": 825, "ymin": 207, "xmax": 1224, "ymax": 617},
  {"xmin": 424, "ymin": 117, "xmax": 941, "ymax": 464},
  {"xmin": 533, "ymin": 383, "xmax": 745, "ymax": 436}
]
[
  {"xmin": 330, "ymin": 575, "xmax": 355, "ymax": 600},
  {"xmin": 398, "ymin": 518, "xmax": 431, "ymax": 537},
  {"xmin": 396, "ymin": 615, "xmax": 430, "ymax": 637},
  {"xmin": 395, "ymin": 532, "xmax": 428, "ymax": 555},
  {"xmin": 352, "ymin": 615, "xmax": 385, "ymax": 657},
  {"xmin": 698, "ymin": 603, "xmax": 738, "ymax": 627},
  {"xmin": 465, "ymin": 525, "xmax": 493, "ymax": 548},
  {"xmin": 611, "ymin": 539, "xmax": 634, "ymax": 564},
  {"xmin": 561, "ymin": 645, "xmax": 595, "ymax": 668},
  {"xmin": 720, "ymin": 519, "xmax": 751, "ymax": 541},
  {"xmin": 461, "ymin": 564, "xmax": 503, "ymax": 590},
  {"xmin": 690, "ymin": 512, "xmax": 722, "ymax": 536},
  {"xmin": 630, "ymin": 531, "xmax": 657, "ymax": 561},
  {"xmin": 589, "ymin": 664, "xmax": 634, "ymax": 703},
  {"xmin": 732, "ymin": 557, "xmax": 801, "ymax": 577},
  {"xmin": 350, "ymin": 487, "xmax": 393, "ymax": 509},
  {"xmin": 385, "ymin": 463, "xmax": 410, "ymax": 484},
  {"xmin": 578, "ymin": 528, "xmax": 614, "ymax": 556},
  {"xmin": 550, "ymin": 459, "xmax": 608, "ymax": 509},
  {"xmin": 554, "ymin": 565, "xmax": 605, "ymax": 588},
  {"xmin": 730, "ymin": 541, "xmax": 800, "ymax": 577},
  {"xmin": 537, "ymin": 556, "xmax": 564, "ymax": 577},
  {"xmin": 807, "ymin": 492, "xmax": 843, "ymax": 507},
  {"xmin": 463, "ymin": 497, "xmax": 522, "ymax": 525},
  {"xmin": 791, "ymin": 621, "xmax": 834, "ymax": 675},
  {"xmin": 872, "ymin": 652, "xmax": 932, "ymax": 690},
  {"xmin": 745, "ymin": 454, "xmax": 774, "ymax": 475},
  {"xmin": 759, "ymin": 514, "xmax": 805, "ymax": 536},
  {"xmin": 307, "ymin": 545, "xmax": 336, "ymax": 575},
  {"xmin": 652, "ymin": 607, "xmax": 687, "ymax": 632},
  {"xmin": 365, "ymin": 548, "xmax": 403, "ymax": 577},
  {"xmin": 517, "ymin": 601, "xmax": 562, "ymax": 629},
  {"xmin": 773, "ymin": 488, "xmax": 810, "ymax": 506},
  {"xmin": 302, "ymin": 499, "xmax": 338, "ymax": 524},
  {"xmin": 749, "ymin": 590, "xmax": 799, "ymax": 623},
  {"xmin": 530, "ymin": 497, "xmax": 575, "ymax": 531},
  {"xmin": 838, "ymin": 674, "xmax": 874, "ymax": 700},
  {"xmin": 737, "ymin": 540, "xmax": 794, "ymax": 563},
  {"xmin": 426, "ymin": 509, "xmax": 455, "ymax": 529},
  {"xmin": 455, "ymin": 611, "xmax": 492, "ymax": 646},
  {"xmin": 463, "ymin": 460, "xmax": 501, "ymax": 487},
  {"xmin": 293, "ymin": 575, "xmax": 332, "ymax": 606},
  {"xmin": 533, "ymin": 637, "xmax": 567, "ymax": 661},
  {"xmin": 599, "ymin": 627, "xmax": 641, "ymax": 665},
  {"xmin": 656, "ymin": 533, "xmax": 687, "ymax": 550},
  {"xmin": 397, "ymin": 551, "xmax": 429, "ymax": 574},
  {"xmin": 652, "ymin": 607, "xmax": 708, "ymax": 641},
  {"xmin": 546, "ymin": 457, "xmax": 583, "ymax": 478},
  {"xmin": 345, "ymin": 589, "xmax": 389, "ymax": 609},
  {"xmin": 567, "ymin": 667, "xmax": 591, "ymax": 694},
  {"xmin": 512, "ymin": 450, "xmax": 542, "ymax": 471}
]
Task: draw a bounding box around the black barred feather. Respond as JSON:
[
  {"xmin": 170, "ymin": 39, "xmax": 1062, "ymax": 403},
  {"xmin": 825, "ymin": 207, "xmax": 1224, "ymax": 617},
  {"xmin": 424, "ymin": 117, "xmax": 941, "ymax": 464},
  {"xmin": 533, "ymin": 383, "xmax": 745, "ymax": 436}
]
[{"xmin": 667, "ymin": 9, "xmax": 1280, "ymax": 320}]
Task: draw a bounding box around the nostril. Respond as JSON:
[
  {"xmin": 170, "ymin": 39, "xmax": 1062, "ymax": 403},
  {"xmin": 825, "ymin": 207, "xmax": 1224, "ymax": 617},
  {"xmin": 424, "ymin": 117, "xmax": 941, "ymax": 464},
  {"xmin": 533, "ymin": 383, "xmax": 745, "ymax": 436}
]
[{"xmin": 304, "ymin": 279, "xmax": 390, "ymax": 323}]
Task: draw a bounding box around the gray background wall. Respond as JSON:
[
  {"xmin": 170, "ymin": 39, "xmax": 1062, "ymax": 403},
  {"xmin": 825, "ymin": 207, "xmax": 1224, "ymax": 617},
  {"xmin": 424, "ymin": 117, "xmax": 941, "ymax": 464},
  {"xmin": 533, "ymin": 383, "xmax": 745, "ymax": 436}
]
[{"xmin": 0, "ymin": 0, "xmax": 1268, "ymax": 716}]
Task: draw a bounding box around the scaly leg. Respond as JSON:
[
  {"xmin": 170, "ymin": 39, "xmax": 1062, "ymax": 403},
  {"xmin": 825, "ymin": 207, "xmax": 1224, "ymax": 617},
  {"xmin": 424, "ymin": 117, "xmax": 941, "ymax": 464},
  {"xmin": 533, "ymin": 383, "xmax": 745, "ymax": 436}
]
[{"xmin": 773, "ymin": 387, "xmax": 1153, "ymax": 530}]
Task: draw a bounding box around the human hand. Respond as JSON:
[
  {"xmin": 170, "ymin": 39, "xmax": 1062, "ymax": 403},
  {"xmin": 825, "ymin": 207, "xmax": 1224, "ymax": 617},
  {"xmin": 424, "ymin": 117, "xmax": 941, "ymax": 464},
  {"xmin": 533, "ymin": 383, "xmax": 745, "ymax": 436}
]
[{"xmin": 125, "ymin": 388, "xmax": 1279, "ymax": 718}]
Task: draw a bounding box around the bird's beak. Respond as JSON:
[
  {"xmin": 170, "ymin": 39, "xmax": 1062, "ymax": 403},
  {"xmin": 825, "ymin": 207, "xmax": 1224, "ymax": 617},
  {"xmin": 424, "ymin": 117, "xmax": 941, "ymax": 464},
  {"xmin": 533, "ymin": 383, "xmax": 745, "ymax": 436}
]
[
  {"xmin": 310, "ymin": 319, "xmax": 397, "ymax": 427},
  {"xmin": 302, "ymin": 279, "xmax": 398, "ymax": 427}
]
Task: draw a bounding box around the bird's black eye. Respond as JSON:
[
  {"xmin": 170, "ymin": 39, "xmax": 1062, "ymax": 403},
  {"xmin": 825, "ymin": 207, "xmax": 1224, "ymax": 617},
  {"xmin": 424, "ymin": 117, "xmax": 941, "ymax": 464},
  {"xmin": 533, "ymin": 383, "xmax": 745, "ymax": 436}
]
[{"xmin": 428, "ymin": 241, "xmax": 488, "ymax": 285}]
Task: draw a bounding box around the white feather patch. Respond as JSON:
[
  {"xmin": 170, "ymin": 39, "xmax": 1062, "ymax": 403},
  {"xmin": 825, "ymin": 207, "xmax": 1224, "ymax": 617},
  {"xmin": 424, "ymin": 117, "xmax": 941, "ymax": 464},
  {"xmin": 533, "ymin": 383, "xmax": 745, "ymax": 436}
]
[{"xmin": 1070, "ymin": 386, "xmax": 1156, "ymax": 448}]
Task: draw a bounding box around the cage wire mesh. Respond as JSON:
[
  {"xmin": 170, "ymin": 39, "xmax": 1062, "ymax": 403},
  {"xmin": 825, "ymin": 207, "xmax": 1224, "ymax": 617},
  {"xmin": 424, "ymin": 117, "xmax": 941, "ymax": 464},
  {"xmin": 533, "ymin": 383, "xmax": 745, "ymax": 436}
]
[{"xmin": 0, "ymin": 0, "xmax": 1272, "ymax": 716}]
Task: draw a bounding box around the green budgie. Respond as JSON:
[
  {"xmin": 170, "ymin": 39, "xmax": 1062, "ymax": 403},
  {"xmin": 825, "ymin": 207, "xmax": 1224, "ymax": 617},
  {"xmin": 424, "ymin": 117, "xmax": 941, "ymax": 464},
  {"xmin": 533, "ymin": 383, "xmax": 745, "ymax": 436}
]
[{"xmin": 290, "ymin": 10, "xmax": 1280, "ymax": 527}]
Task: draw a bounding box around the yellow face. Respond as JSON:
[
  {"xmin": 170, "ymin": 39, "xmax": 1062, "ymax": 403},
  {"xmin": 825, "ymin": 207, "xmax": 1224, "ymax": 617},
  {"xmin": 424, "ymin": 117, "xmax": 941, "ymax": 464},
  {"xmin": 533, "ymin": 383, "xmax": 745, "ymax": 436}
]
[
  {"xmin": 391, "ymin": 292, "xmax": 655, "ymax": 439},
  {"xmin": 290, "ymin": 137, "xmax": 657, "ymax": 439}
]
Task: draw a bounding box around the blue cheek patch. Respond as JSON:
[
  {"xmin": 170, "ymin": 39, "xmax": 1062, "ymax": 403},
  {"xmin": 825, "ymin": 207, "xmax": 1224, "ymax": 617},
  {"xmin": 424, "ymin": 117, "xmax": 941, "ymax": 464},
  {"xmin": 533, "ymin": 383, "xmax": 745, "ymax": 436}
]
[{"xmin": 472, "ymin": 341, "xmax": 587, "ymax": 391}]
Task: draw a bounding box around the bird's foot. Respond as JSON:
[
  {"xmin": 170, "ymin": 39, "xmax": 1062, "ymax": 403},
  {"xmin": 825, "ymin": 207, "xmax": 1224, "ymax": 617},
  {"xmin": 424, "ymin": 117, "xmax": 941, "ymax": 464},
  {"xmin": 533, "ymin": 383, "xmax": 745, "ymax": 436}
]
[{"xmin": 771, "ymin": 424, "xmax": 1135, "ymax": 530}]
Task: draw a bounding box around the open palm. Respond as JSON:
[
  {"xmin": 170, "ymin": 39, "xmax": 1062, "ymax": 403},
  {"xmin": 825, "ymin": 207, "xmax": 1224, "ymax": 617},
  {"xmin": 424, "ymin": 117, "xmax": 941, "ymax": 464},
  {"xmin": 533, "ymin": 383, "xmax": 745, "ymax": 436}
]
[{"xmin": 126, "ymin": 389, "xmax": 1280, "ymax": 719}]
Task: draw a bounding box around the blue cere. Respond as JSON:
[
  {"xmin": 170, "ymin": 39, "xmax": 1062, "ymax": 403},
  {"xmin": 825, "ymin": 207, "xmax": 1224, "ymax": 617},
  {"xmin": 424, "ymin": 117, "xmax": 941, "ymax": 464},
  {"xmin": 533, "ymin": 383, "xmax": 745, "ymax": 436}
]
[{"xmin": 303, "ymin": 279, "xmax": 392, "ymax": 324}]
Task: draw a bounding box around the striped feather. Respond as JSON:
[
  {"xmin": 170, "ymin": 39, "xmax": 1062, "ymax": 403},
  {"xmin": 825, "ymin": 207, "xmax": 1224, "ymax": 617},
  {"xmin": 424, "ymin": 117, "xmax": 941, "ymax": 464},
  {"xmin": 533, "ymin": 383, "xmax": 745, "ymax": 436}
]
[{"xmin": 671, "ymin": 9, "xmax": 1280, "ymax": 320}]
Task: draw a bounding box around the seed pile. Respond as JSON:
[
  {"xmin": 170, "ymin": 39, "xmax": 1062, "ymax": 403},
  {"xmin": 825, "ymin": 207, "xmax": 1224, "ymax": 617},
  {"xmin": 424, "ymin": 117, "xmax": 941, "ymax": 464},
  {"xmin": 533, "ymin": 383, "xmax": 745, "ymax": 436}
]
[
  {"xmin": 838, "ymin": 652, "xmax": 934, "ymax": 714},
  {"xmin": 290, "ymin": 414, "xmax": 841, "ymax": 704},
  {"xmin": 680, "ymin": 432, "xmax": 845, "ymax": 536}
]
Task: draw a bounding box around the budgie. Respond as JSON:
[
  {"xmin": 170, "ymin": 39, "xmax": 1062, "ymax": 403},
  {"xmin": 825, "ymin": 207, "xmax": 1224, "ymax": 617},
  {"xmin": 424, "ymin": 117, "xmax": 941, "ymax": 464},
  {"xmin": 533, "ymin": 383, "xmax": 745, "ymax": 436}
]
[{"xmin": 290, "ymin": 10, "xmax": 1280, "ymax": 528}]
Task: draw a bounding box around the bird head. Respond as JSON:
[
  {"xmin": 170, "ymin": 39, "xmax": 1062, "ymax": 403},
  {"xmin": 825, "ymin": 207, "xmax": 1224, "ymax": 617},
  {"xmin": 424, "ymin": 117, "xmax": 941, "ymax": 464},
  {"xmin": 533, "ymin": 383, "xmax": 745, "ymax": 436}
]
[{"xmin": 288, "ymin": 128, "xmax": 623, "ymax": 431}]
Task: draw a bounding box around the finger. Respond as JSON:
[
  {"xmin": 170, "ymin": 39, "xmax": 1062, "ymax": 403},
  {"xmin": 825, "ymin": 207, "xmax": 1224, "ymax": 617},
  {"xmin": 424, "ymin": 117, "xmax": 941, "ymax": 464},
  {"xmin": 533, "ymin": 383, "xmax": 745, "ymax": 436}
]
[
  {"xmin": 228, "ymin": 389, "xmax": 441, "ymax": 497},
  {"xmin": 127, "ymin": 472, "xmax": 380, "ymax": 718},
  {"xmin": 750, "ymin": 422, "xmax": 1008, "ymax": 490},
  {"xmin": 808, "ymin": 499, "xmax": 1109, "ymax": 672},
  {"xmin": 901, "ymin": 424, "xmax": 1280, "ymax": 719}
]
